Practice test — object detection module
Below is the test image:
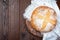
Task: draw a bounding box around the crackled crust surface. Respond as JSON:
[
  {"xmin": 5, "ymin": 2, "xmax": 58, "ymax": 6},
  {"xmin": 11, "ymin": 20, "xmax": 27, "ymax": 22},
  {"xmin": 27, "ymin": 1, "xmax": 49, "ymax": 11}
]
[{"xmin": 30, "ymin": 6, "xmax": 57, "ymax": 32}]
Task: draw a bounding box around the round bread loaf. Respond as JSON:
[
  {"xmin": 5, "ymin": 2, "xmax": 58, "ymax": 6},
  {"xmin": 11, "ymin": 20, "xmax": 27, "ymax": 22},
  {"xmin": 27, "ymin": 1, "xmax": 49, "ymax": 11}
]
[{"xmin": 30, "ymin": 6, "xmax": 57, "ymax": 32}]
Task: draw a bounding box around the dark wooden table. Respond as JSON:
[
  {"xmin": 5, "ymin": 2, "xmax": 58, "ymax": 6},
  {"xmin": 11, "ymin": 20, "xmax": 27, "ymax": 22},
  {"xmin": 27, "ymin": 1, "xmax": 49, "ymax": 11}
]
[
  {"xmin": 0, "ymin": 0, "xmax": 60, "ymax": 40},
  {"xmin": 0, "ymin": 0, "xmax": 20, "ymax": 40}
]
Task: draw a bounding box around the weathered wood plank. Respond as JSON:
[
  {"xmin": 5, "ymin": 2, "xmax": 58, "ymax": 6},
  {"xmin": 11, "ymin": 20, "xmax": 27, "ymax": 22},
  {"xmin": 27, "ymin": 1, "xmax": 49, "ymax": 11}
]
[
  {"xmin": 8, "ymin": 0, "xmax": 20, "ymax": 40},
  {"xmin": 3, "ymin": 0, "xmax": 9, "ymax": 40},
  {"xmin": 0, "ymin": 0, "xmax": 3, "ymax": 40}
]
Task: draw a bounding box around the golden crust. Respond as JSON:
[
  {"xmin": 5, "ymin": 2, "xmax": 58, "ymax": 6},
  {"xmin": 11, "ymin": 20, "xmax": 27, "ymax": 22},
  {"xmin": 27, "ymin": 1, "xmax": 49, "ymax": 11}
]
[{"xmin": 30, "ymin": 6, "xmax": 57, "ymax": 32}]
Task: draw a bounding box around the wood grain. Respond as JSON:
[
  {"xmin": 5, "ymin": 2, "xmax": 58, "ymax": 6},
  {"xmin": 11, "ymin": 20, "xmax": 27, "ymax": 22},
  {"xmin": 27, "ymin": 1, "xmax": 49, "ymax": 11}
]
[
  {"xmin": 0, "ymin": 0, "xmax": 3, "ymax": 40},
  {"xmin": 8, "ymin": 0, "xmax": 20, "ymax": 40}
]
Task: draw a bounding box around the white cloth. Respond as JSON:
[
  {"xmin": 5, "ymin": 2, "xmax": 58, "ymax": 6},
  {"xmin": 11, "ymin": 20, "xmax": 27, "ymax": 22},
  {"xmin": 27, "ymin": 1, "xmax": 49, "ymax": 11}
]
[{"xmin": 23, "ymin": 0, "xmax": 60, "ymax": 40}]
